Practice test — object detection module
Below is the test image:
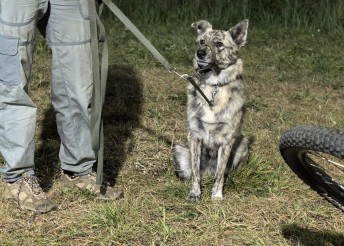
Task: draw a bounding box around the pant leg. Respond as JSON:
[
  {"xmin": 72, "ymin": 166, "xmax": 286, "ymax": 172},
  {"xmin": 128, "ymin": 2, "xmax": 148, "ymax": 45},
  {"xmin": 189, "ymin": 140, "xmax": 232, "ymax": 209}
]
[
  {"xmin": 47, "ymin": 0, "xmax": 96, "ymax": 175},
  {"xmin": 0, "ymin": 0, "xmax": 48, "ymax": 182}
]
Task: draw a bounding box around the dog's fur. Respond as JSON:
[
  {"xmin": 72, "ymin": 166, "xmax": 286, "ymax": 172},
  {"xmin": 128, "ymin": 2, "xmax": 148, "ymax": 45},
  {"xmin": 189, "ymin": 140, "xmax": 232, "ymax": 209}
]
[{"xmin": 173, "ymin": 20, "xmax": 250, "ymax": 201}]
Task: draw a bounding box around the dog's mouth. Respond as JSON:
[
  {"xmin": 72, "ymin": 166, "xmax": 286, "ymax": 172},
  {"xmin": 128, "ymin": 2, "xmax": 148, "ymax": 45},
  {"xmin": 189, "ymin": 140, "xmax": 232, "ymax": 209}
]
[
  {"xmin": 196, "ymin": 60, "xmax": 211, "ymax": 69},
  {"xmin": 195, "ymin": 55, "xmax": 213, "ymax": 69}
]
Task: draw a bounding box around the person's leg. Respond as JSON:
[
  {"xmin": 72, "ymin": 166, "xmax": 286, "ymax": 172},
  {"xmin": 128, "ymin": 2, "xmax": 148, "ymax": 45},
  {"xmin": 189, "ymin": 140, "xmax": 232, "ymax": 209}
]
[
  {"xmin": 0, "ymin": 0, "xmax": 56, "ymax": 212},
  {"xmin": 0, "ymin": 0, "xmax": 46, "ymax": 182},
  {"xmin": 47, "ymin": 0, "xmax": 123, "ymax": 200},
  {"xmin": 47, "ymin": 0, "xmax": 95, "ymax": 176}
]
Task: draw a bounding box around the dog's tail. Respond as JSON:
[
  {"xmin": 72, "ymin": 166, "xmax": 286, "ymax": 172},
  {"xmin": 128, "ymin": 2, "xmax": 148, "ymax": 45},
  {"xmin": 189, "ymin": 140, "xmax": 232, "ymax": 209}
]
[{"xmin": 173, "ymin": 145, "xmax": 191, "ymax": 180}]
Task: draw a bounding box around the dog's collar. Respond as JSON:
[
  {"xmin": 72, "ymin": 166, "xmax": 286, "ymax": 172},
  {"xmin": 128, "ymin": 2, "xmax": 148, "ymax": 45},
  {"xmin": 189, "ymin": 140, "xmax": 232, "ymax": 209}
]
[
  {"xmin": 212, "ymin": 81, "xmax": 230, "ymax": 87},
  {"xmin": 195, "ymin": 57, "xmax": 238, "ymax": 77},
  {"xmin": 196, "ymin": 64, "xmax": 222, "ymax": 76},
  {"xmin": 212, "ymin": 73, "xmax": 243, "ymax": 87}
]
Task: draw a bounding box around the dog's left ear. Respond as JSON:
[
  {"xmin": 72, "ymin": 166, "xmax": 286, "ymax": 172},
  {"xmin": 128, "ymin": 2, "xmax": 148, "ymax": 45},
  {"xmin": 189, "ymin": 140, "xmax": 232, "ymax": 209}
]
[
  {"xmin": 191, "ymin": 20, "xmax": 212, "ymax": 35},
  {"xmin": 229, "ymin": 19, "xmax": 249, "ymax": 48}
]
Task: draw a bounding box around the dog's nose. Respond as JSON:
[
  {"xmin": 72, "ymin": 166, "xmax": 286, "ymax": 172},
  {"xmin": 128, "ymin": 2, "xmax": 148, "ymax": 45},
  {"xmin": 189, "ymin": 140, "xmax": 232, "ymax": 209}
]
[{"xmin": 197, "ymin": 49, "xmax": 207, "ymax": 59}]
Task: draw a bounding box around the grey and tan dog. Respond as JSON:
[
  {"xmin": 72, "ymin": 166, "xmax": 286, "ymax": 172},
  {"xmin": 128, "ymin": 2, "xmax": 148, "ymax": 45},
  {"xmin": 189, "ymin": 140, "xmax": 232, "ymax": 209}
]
[{"xmin": 173, "ymin": 20, "xmax": 250, "ymax": 201}]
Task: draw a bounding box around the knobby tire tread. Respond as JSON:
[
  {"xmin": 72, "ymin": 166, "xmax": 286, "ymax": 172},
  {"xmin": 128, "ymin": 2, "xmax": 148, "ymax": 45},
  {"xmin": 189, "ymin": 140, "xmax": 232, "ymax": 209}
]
[{"xmin": 280, "ymin": 125, "xmax": 344, "ymax": 211}]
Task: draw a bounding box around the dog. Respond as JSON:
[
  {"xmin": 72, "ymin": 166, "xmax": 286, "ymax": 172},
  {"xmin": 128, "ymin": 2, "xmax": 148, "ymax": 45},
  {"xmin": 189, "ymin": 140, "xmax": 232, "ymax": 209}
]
[{"xmin": 173, "ymin": 20, "xmax": 250, "ymax": 201}]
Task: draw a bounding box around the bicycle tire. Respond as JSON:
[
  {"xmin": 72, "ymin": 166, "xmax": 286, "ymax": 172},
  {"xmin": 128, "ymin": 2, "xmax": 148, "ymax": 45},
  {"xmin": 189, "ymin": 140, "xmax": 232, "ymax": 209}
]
[{"xmin": 279, "ymin": 125, "xmax": 344, "ymax": 211}]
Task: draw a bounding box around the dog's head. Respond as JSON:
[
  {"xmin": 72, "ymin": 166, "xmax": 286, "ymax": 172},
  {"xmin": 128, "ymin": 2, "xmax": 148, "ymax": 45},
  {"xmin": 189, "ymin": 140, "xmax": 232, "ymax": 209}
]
[{"xmin": 191, "ymin": 20, "xmax": 249, "ymax": 72}]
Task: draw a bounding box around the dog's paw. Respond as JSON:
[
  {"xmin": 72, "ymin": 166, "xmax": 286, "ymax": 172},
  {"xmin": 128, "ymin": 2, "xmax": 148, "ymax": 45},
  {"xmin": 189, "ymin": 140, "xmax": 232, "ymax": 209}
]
[
  {"xmin": 211, "ymin": 190, "xmax": 223, "ymax": 200},
  {"xmin": 211, "ymin": 194, "xmax": 223, "ymax": 201},
  {"xmin": 187, "ymin": 193, "xmax": 201, "ymax": 202}
]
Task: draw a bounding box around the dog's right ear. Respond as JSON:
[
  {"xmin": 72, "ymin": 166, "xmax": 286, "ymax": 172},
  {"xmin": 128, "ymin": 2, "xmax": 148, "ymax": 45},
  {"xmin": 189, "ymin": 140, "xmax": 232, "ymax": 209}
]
[
  {"xmin": 191, "ymin": 20, "xmax": 212, "ymax": 35},
  {"xmin": 229, "ymin": 19, "xmax": 249, "ymax": 48}
]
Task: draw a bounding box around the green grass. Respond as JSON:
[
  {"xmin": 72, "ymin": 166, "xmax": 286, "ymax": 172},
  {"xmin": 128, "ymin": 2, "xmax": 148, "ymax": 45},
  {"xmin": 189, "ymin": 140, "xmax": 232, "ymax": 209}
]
[
  {"xmin": 105, "ymin": 0, "xmax": 344, "ymax": 32},
  {"xmin": 1, "ymin": 4, "xmax": 344, "ymax": 246}
]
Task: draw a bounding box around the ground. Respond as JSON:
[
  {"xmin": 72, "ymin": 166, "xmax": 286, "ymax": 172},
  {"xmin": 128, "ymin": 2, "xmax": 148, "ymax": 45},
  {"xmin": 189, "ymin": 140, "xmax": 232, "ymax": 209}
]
[{"xmin": 0, "ymin": 19, "xmax": 343, "ymax": 245}]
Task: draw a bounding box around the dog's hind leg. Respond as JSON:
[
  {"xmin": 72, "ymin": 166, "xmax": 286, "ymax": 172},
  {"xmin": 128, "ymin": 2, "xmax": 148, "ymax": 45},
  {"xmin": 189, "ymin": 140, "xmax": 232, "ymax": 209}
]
[{"xmin": 173, "ymin": 145, "xmax": 191, "ymax": 179}]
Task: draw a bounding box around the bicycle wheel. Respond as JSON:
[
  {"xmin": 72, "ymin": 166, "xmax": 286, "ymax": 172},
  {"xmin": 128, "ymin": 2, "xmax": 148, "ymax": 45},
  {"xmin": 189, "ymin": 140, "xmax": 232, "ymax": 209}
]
[{"xmin": 279, "ymin": 125, "xmax": 344, "ymax": 211}]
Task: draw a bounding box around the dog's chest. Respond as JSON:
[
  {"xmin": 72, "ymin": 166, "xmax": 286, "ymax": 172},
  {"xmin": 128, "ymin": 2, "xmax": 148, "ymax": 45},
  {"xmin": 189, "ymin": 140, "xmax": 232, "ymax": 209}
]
[
  {"xmin": 192, "ymin": 82, "xmax": 238, "ymax": 123},
  {"xmin": 200, "ymin": 85, "xmax": 229, "ymax": 120},
  {"xmin": 187, "ymin": 83, "xmax": 242, "ymax": 143}
]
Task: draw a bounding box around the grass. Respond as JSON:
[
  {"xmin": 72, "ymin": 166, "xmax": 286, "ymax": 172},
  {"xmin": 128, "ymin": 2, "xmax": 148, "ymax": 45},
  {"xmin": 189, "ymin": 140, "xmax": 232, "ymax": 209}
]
[
  {"xmin": 107, "ymin": 0, "xmax": 344, "ymax": 32},
  {"xmin": 1, "ymin": 4, "xmax": 344, "ymax": 246}
]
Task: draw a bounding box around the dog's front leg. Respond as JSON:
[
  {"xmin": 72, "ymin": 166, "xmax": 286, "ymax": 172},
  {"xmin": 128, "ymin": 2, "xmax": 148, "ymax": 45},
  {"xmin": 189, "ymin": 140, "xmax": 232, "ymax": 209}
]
[
  {"xmin": 187, "ymin": 133, "xmax": 202, "ymax": 201},
  {"xmin": 211, "ymin": 142, "xmax": 233, "ymax": 200}
]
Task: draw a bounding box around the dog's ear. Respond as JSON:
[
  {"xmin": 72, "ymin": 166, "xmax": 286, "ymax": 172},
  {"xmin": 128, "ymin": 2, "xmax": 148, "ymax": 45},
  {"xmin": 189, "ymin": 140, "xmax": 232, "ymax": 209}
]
[
  {"xmin": 191, "ymin": 20, "xmax": 212, "ymax": 35},
  {"xmin": 229, "ymin": 19, "xmax": 249, "ymax": 48}
]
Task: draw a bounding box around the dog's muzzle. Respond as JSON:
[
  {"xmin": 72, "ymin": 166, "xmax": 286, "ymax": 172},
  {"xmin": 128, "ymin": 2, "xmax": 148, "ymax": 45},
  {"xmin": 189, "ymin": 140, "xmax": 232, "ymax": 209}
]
[
  {"xmin": 196, "ymin": 46, "xmax": 212, "ymax": 69},
  {"xmin": 195, "ymin": 42, "xmax": 219, "ymax": 73},
  {"xmin": 197, "ymin": 49, "xmax": 207, "ymax": 59}
]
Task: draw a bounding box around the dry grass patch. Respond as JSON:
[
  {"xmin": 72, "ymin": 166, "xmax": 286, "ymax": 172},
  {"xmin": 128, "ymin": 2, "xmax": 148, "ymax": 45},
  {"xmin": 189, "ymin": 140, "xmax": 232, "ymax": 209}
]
[{"xmin": 1, "ymin": 22, "xmax": 344, "ymax": 245}]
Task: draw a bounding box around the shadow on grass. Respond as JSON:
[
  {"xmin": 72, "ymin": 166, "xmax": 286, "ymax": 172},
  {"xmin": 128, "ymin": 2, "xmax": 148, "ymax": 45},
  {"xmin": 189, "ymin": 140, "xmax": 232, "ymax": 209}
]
[
  {"xmin": 281, "ymin": 224, "xmax": 344, "ymax": 246},
  {"xmin": 35, "ymin": 64, "xmax": 143, "ymax": 188},
  {"xmin": 35, "ymin": 106, "xmax": 60, "ymax": 190},
  {"xmin": 101, "ymin": 64, "xmax": 143, "ymax": 186}
]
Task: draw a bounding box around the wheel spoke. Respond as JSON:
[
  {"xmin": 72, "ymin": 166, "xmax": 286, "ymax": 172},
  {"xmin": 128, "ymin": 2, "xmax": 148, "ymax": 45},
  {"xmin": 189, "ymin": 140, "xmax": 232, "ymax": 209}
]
[
  {"xmin": 306, "ymin": 151, "xmax": 344, "ymax": 185},
  {"xmin": 311, "ymin": 151, "xmax": 344, "ymax": 171}
]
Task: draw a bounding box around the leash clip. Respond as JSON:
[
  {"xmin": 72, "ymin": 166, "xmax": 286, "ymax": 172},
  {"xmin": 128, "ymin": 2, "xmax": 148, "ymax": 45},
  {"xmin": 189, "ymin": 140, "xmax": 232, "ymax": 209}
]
[
  {"xmin": 171, "ymin": 68, "xmax": 214, "ymax": 107},
  {"xmin": 168, "ymin": 67, "xmax": 177, "ymax": 73},
  {"xmin": 171, "ymin": 69, "xmax": 191, "ymax": 80}
]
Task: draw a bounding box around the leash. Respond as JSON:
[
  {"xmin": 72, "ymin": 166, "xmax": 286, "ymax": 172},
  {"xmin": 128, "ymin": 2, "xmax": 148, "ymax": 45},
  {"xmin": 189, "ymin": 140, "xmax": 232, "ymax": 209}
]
[
  {"xmin": 89, "ymin": 0, "xmax": 219, "ymax": 184},
  {"xmin": 89, "ymin": 0, "xmax": 108, "ymax": 184},
  {"xmin": 172, "ymin": 71, "xmax": 214, "ymax": 106},
  {"xmin": 100, "ymin": 0, "xmax": 214, "ymax": 106},
  {"xmin": 101, "ymin": 0, "xmax": 174, "ymax": 71}
]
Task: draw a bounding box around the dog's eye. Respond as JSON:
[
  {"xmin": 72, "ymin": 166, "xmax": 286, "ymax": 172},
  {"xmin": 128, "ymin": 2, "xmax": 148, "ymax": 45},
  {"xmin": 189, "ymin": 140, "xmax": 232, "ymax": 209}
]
[
  {"xmin": 215, "ymin": 42, "xmax": 224, "ymax": 48},
  {"xmin": 199, "ymin": 39, "xmax": 206, "ymax": 45}
]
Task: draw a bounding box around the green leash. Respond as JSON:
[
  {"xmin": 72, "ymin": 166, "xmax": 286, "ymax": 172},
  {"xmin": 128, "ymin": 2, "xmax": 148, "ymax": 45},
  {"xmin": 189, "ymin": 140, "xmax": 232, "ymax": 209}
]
[
  {"xmin": 89, "ymin": 0, "xmax": 108, "ymax": 184},
  {"xmin": 101, "ymin": 0, "xmax": 175, "ymax": 72},
  {"xmin": 101, "ymin": 0, "xmax": 213, "ymax": 106}
]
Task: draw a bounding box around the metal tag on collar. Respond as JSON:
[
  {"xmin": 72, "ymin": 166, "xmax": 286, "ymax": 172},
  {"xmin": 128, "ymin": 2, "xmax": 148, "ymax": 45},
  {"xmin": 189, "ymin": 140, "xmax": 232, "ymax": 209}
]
[{"xmin": 210, "ymin": 83, "xmax": 219, "ymax": 105}]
